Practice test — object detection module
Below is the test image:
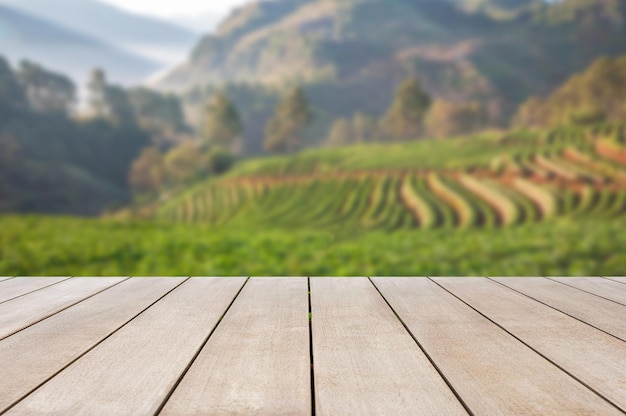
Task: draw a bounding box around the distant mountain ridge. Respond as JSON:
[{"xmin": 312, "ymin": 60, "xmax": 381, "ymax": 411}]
[
  {"xmin": 0, "ymin": 4, "xmax": 159, "ymax": 85},
  {"xmin": 0, "ymin": 0, "xmax": 199, "ymax": 66},
  {"xmin": 159, "ymin": 0, "xmax": 626, "ymax": 122}
]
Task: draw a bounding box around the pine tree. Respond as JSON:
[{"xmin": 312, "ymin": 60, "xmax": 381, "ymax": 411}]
[
  {"xmin": 105, "ymin": 85, "xmax": 136, "ymax": 127},
  {"xmin": 352, "ymin": 112, "xmax": 379, "ymax": 143},
  {"xmin": 128, "ymin": 147, "xmax": 166, "ymax": 195},
  {"xmin": 87, "ymin": 68, "xmax": 109, "ymax": 118},
  {"xmin": 202, "ymin": 92, "xmax": 242, "ymax": 152},
  {"xmin": 264, "ymin": 86, "xmax": 312, "ymax": 153},
  {"xmin": 425, "ymin": 100, "xmax": 487, "ymax": 138},
  {"xmin": 384, "ymin": 78, "xmax": 431, "ymax": 140},
  {"xmin": 326, "ymin": 118, "xmax": 353, "ymax": 147},
  {"xmin": 17, "ymin": 61, "xmax": 76, "ymax": 114}
]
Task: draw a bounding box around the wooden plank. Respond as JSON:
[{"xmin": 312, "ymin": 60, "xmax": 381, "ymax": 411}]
[
  {"xmin": 434, "ymin": 277, "xmax": 626, "ymax": 412},
  {"xmin": 605, "ymin": 277, "xmax": 626, "ymax": 284},
  {"xmin": 0, "ymin": 277, "xmax": 186, "ymax": 413},
  {"xmin": 0, "ymin": 277, "xmax": 125, "ymax": 340},
  {"xmin": 549, "ymin": 277, "xmax": 626, "ymax": 306},
  {"xmin": 310, "ymin": 277, "xmax": 467, "ymax": 416},
  {"xmin": 492, "ymin": 277, "xmax": 626, "ymax": 341},
  {"xmin": 0, "ymin": 277, "xmax": 70, "ymax": 304},
  {"xmin": 0, "ymin": 277, "xmax": 15, "ymax": 283},
  {"xmin": 5, "ymin": 277, "xmax": 247, "ymax": 416},
  {"xmin": 373, "ymin": 277, "xmax": 623, "ymax": 416},
  {"xmin": 160, "ymin": 277, "xmax": 311, "ymax": 416}
]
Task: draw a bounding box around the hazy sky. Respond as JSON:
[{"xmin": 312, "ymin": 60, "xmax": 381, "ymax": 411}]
[{"xmin": 99, "ymin": 0, "xmax": 251, "ymax": 18}]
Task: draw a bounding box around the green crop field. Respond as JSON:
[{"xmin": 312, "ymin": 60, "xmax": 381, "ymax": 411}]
[
  {"xmin": 1, "ymin": 216, "xmax": 625, "ymax": 276},
  {"xmin": 2, "ymin": 124, "xmax": 626, "ymax": 276},
  {"xmin": 157, "ymin": 125, "xmax": 626, "ymax": 233}
]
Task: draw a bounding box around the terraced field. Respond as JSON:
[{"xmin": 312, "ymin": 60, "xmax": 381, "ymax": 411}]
[{"xmin": 157, "ymin": 125, "xmax": 626, "ymax": 231}]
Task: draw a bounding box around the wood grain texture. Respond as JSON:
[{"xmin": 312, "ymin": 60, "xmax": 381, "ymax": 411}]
[
  {"xmin": 161, "ymin": 277, "xmax": 311, "ymax": 416},
  {"xmin": 434, "ymin": 277, "xmax": 626, "ymax": 412},
  {"xmin": 4, "ymin": 278, "xmax": 246, "ymax": 416},
  {"xmin": 0, "ymin": 277, "xmax": 185, "ymax": 413},
  {"xmin": 0, "ymin": 277, "xmax": 70, "ymax": 304},
  {"xmin": 374, "ymin": 277, "xmax": 623, "ymax": 416},
  {"xmin": 549, "ymin": 277, "xmax": 626, "ymax": 306},
  {"xmin": 0, "ymin": 277, "xmax": 124, "ymax": 340},
  {"xmin": 310, "ymin": 277, "xmax": 467, "ymax": 416},
  {"xmin": 492, "ymin": 277, "xmax": 626, "ymax": 341}
]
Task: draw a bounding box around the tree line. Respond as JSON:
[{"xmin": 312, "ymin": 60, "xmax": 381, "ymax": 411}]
[
  {"xmin": 513, "ymin": 55, "xmax": 626, "ymax": 129},
  {"xmin": 0, "ymin": 57, "xmax": 188, "ymax": 214}
]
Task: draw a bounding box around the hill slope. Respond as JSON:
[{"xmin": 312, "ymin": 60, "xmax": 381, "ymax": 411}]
[
  {"xmin": 160, "ymin": 0, "xmax": 626, "ymax": 121},
  {"xmin": 153, "ymin": 123, "xmax": 626, "ymax": 233}
]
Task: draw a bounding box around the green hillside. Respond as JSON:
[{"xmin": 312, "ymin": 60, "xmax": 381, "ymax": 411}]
[
  {"xmin": 3, "ymin": 124, "xmax": 626, "ymax": 276},
  {"xmin": 2, "ymin": 1, "xmax": 626, "ymax": 277},
  {"xmin": 153, "ymin": 123, "xmax": 626, "ymax": 233}
]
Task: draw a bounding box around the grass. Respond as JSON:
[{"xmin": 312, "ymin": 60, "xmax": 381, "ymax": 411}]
[
  {"xmin": 227, "ymin": 133, "xmax": 533, "ymax": 176},
  {"xmin": 1, "ymin": 215, "xmax": 625, "ymax": 277},
  {"xmin": 4, "ymin": 124, "xmax": 626, "ymax": 277}
]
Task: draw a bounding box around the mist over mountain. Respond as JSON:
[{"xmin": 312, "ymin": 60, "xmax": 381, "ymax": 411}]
[
  {"xmin": 0, "ymin": 4, "xmax": 159, "ymax": 85},
  {"xmin": 0, "ymin": 0, "xmax": 199, "ymax": 65},
  {"xmin": 173, "ymin": 11, "xmax": 224, "ymax": 35},
  {"xmin": 159, "ymin": 0, "xmax": 626, "ymax": 122}
]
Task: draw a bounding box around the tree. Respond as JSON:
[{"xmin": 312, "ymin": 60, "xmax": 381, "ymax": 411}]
[
  {"xmin": 164, "ymin": 142, "xmax": 210, "ymax": 185},
  {"xmin": 202, "ymin": 92, "xmax": 242, "ymax": 152},
  {"xmin": 128, "ymin": 147, "xmax": 166, "ymax": 195},
  {"xmin": 87, "ymin": 68, "xmax": 109, "ymax": 118},
  {"xmin": 512, "ymin": 55, "xmax": 626, "ymax": 128},
  {"xmin": 512, "ymin": 96, "xmax": 545, "ymax": 128},
  {"xmin": 128, "ymin": 87, "xmax": 187, "ymax": 133},
  {"xmin": 86, "ymin": 68, "xmax": 137, "ymax": 126},
  {"xmin": 105, "ymin": 85, "xmax": 136, "ymax": 127},
  {"xmin": 0, "ymin": 57, "xmax": 26, "ymax": 116},
  {"xmin": 352, "ymin": 112, "xmax": 380, "ymax": 143},
  {"xmin": 384, "ymin": 78, "xmax": 431, "ymax": 140},
  {"xmin": 424, "ymin": 100, "xmax": 487, "ymax": 138},
  {"xmin": 17, "ymin": 60, "xmax": 76, "ymax": 115},
  {"xmin": 264, "ymin": 86, "xmax": 312, "ymax": 153},
  {"xmin": 325, "ymin": 118, "xmax": 353, "ymax": 147}
]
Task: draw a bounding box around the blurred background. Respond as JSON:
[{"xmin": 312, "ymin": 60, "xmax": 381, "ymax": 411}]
[{"xmin": 1, "ymin": 0, "xmax": 626, "ymax": 276}]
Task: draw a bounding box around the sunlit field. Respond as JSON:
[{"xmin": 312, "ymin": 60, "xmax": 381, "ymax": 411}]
[{"xmin": 2, "ymin": 215, "xmax": 625, "ymax": 276}]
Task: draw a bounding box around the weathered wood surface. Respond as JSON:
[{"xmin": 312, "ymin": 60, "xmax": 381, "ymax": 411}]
[
  {"xmin": 0, "ymin": 277, "xmax": 185, "ymax": 413},
  {"xmin": 310, "ymin": 277, "xmax": 467, "ymax": 416},
  {"xmin": 161, "ymin": 277, "xmax": 311, "ymax": 416},
  {"xmin": 492, "ymin": 277, "xmax": 626, "ymax": 341},
  {"xmin": 549, "ymin": 277, "xmax": 626, "ymax": 306},
  {"xmin": 0, "ymin": 277, "xmax": 69, "ymax": 304},
  {"xmin": 605, "ymin": 276, "xmax": 626, "ymax": 284},
  {"xmin": 0, "ymin": 277, "xmax": 124, "ymax": 340},
  {"xmin": 433, "ymin": 277, "xmax": 626, "ymax": 412},
  {"xmin": 374, "ymin": 277, "xmax": 623, "ymax": 415},
  {"xmin": 0, "ymin": 277, "xmax": 16, "ymax": 283},
  {"xmin": 0, "ymin": 276, "xmax": 624, "ymax": 416},
  {"xmin": 5, "ymin": 278, "xmax": 246, "ymax": 416}
]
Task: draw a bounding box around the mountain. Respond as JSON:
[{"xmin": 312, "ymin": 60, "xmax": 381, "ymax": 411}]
[
  {"xmin": 0, "ymin": 4, "xmax": 159, "ymax": 85},
  {"xmin": 0, "ymin": 0, "xmax": 199, "ymax": 66},
  {"xmin": 159, "ymin": 0, "xmax": 626, "ymax": 122}
]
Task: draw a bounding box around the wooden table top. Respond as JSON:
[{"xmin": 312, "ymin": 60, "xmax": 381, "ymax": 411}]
[{"xmin": 0, "ymin": 276, "xmax": 625, "ymax": 415}]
